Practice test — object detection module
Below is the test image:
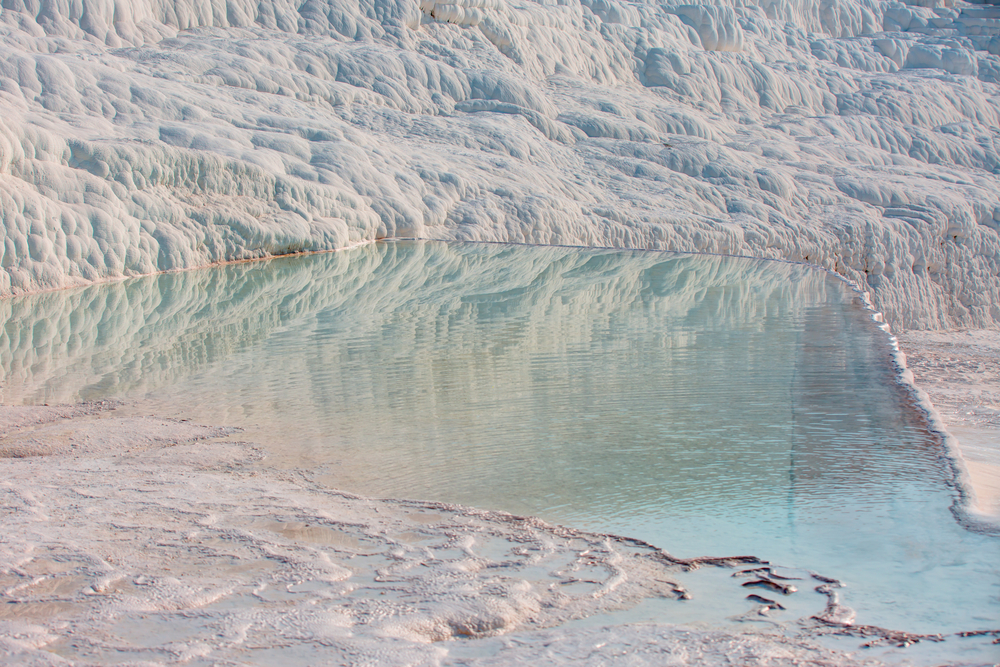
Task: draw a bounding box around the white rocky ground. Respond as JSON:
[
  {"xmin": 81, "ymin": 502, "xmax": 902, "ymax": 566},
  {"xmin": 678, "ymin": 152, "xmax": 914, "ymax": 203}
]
[
  {"xmin": 0, "ymin": 402, "xmax": 897, "ymax": 666},
  {"xmin": 897, "ymin": 330, "xmax": 1000, "ymax": 520}
]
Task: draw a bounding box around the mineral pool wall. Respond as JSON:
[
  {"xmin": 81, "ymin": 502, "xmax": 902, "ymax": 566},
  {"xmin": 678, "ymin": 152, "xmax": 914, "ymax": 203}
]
[{"xmin": 0, "ymin": 0, "xmax": 999, "ymax": 330}]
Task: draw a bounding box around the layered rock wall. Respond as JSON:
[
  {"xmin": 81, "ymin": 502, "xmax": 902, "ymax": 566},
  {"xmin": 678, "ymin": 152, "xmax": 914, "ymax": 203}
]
[{"xmin": 1, "ymin": 0, "xmax": 998, "ymax": 329}]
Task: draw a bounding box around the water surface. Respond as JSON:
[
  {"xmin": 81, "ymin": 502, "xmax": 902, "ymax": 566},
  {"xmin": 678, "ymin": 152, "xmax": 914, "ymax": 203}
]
[{"xmin": 1, "ymin": 241, "xmax": 996, "ymax": 634}]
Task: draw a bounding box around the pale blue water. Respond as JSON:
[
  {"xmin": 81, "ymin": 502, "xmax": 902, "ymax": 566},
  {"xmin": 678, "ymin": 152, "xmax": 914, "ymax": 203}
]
[{"xmin": 1, "ymin": 241, "xmax": 997, "ymax": 639}]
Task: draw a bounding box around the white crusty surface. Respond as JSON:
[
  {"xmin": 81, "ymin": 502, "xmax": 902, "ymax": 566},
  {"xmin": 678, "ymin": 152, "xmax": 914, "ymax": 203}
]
[
  {"xmin": 0, "ymin": 0, "xmax": 999, "ymax": 329},
  {"xmin": 0, "ymin": 402, "xmax": 886, "ymax": 666},
  {"xmin": 897, "ymin": 329, "xmax": 1000, "ymax": 518}
]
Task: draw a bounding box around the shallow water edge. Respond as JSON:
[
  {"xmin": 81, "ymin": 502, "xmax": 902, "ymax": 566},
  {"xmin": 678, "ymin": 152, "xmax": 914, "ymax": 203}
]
[
  {"xmin": 1, "ymin": 401, "xmax": 996, "ymax": 666},
  {"xmin": 0, "ymin": 240, "xmax": 997, "ymax": 665}
]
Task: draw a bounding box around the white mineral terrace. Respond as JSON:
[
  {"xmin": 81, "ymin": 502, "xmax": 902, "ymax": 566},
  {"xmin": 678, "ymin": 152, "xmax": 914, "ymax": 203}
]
[
  {"xmin": 897, "ymin": 330, "xmax": 1000, "ymax": 519},
  {"xmin": 0, "ymin": 0, "xmax": 998, "ymax": 331},
  {"xmin": 1, "ymin": 0, "xmax": 999, "ymax": 662}
]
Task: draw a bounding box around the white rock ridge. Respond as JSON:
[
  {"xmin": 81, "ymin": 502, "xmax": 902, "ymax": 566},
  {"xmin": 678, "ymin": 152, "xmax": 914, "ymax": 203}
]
[{"xmin": 0, "ymin": 0, "xmax": 998, "ymax": 329}]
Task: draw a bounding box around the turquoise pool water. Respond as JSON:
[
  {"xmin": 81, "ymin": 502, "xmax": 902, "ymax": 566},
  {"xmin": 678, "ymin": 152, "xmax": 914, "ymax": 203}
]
[{"xmin": 1, "ymin": 240, "xmax": 996, "ymax": 636}]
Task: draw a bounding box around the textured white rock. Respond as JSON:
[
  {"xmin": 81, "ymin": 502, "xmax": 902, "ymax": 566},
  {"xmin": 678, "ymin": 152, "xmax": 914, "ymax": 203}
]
[
  {"xmin": 897, "ymin": 329, "xmax": 1000, "ymax": 519},
  {"xmin": 0, "ymin": 0, "xmax": 998, "ymax": 329},
  {"xmin": 0, "ymin": 402, "xmax": 881, "ymax": 666}
]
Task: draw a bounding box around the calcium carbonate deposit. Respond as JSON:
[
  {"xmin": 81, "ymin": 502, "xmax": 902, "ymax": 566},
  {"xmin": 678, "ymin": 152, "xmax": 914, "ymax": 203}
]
[
  {"xmin": 2, "ymin": 0, "xmax": 1000, "ymax": 663},
  {"xmin": 0, "ymin": 0, "xmax": 999, "ymax": 330},
  {"xmin": 0, "ymin": 401, "xmax": 978, "ymax": 666}
]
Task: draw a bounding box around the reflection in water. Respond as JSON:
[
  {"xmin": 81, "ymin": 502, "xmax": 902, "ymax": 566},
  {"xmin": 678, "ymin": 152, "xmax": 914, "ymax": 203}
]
[{"xmin": 0, "ymin": 241, "xmax": 996, "ymax": 634}]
